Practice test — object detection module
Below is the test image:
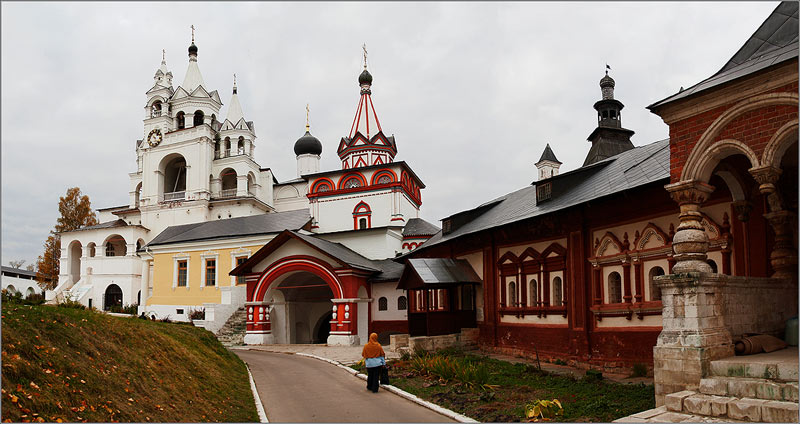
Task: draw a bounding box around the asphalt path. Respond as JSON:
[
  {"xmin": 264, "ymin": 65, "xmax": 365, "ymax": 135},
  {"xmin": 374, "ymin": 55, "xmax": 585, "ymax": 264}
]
[{"xmin": 236, "ymin": 349, "xmax": 455, "ymax": 423}]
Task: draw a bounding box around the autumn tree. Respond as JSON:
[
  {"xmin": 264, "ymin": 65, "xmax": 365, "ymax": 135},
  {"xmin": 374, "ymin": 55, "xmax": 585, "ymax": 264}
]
[{"xmin": 36, "ymin": 187, "xmax": 99, "ymax": 289}]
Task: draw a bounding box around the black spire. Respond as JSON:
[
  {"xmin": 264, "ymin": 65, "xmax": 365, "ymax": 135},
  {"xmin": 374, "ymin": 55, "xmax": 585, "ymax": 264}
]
[{"xmin": 583, "ymin": 69, "xmax": 635, "ymax": 166}]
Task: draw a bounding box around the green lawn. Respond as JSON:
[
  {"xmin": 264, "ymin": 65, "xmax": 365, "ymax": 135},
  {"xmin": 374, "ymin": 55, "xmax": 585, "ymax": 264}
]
[
  {"xmin": 373, "ymin": 349, "xmax": 654, "ymax": 422},
  {"xmin": 1, "ymin": 299, "xmax": 258, "ymax": 423}
]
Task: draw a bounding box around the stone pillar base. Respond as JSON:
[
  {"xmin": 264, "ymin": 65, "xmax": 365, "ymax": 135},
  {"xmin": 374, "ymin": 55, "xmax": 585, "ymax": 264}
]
[
  {"xmin": 653, "ymin": 272, "xmax": 735, "ymax": 406},
  {"xmin": 244, "ymin": 333, "xmax": 274, "ymax": 345},
  {"xmin": 653, "ymin": 343, "xmax": 734, "ymax": 406},
  {"xmin": 327, "ymin": 334, "xmax": 360, "ymax": 346}
]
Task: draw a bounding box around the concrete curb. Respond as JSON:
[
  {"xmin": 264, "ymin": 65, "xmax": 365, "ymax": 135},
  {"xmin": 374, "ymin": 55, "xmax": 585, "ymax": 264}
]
[
  {"xmin": 294, "ymin": 352, "xmax": 478, "ymax": 423},
  {"xmin": 245, "ymin": 363, "xmax": 269, "ymax": 423}
]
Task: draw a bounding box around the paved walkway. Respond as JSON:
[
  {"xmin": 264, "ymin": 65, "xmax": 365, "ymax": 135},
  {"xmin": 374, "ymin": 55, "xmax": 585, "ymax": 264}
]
[
  {"xmin": 238, "ymin": 343, "xmax": 401, "ymax": 364},
  {"xmin": 235, "ymin": 349, "xmax": 454, "ymax": 422}
]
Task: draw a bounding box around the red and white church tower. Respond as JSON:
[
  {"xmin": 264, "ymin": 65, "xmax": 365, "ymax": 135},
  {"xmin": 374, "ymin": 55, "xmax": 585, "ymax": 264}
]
[{"xmin": 235, "ymin": 52, "xmax": 436, "ymax": 346}]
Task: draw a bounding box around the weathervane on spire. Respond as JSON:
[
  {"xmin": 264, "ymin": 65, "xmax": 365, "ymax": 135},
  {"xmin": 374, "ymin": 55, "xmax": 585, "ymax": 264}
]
[
  {"xmin": 191, "ymin": 25, "xmax": 195, "ymax": 43},
  {"xmin": 362, "ymin": 43, "xmax": 368, "ymax": 70},
  {"xmin": 605, "ymin": 63, "xmax": 611, "ymax": 75},
  {"xmin": 305, "ymin": 104, "xmax": 311, "ymax": 132}
]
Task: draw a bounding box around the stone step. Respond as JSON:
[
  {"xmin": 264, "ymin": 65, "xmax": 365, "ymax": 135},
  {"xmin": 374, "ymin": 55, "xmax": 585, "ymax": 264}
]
[
  {"xmin": 710, "ymin": 350, "xmax": 798, "ymax": 382},
  {"xmin": 700, "ymin": 376, "xmax": 798, "ymax": 402},
  {"xmin": 665, "ymin": 390, "xmax": 799, "ymax": 422}
]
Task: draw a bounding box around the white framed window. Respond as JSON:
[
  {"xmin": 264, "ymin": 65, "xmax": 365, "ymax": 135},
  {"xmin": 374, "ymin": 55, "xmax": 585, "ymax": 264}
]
[
  {"xmin": 172, "ymin": 252, "xmax": 191, "ymax": 290},
  {"xmin": 529, "ymin": 278, "xmax": 538, "ymax": 306},
  {"xmin": 200, "ymin": 251, "xmax": 219, "ymax": 290},
  {"xmin": 230, "ymin": 248, "xmax": 252, "ymax": 286}
]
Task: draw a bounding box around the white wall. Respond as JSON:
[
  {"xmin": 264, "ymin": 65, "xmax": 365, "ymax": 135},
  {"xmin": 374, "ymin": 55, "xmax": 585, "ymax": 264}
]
[{"xmin": 371, "ymin": 282, "xmax": 407, "ymax": 321}]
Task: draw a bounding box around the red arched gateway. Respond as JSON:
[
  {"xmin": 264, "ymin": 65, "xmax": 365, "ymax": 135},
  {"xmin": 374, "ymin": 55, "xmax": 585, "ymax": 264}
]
[{"xmin": 231, "ymin": 230, "xmax": 373, "ymax": 346}]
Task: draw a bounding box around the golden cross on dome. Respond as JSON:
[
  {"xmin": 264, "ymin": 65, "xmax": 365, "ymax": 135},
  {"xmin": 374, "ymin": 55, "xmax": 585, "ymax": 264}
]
[
  {"xmin": 305, "ymin": 104, "xmax": 310, "ymax": 132},
  {"xmin": 362, "ymin": 43, "xmax": 368, "ymax": 69},
  {"xmin": 191, "ymin": 25, "xmax": 195, "ymax": 43}
]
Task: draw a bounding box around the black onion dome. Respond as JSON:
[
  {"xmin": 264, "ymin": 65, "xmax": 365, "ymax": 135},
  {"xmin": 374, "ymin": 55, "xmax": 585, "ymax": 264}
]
[
  {"xmin": 358, "ymin": 69, "xmax": 373, "ymax": 85},
  {"xmin": 188, "ymin": 43, "xmax": 198, "ymax": 55},
  {"xmin": 294, "ymin": 131, "xmax": 322, "ymax": 156},
  {"xmin": 600, "ymin": 74, "xmax": 615, "ymax": 88}
]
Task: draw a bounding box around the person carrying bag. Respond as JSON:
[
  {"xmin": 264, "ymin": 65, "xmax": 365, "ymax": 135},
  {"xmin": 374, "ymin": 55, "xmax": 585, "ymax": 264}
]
[{"xmin": 361, "ymin": 332, "xmax": 386, "ymax": 393}]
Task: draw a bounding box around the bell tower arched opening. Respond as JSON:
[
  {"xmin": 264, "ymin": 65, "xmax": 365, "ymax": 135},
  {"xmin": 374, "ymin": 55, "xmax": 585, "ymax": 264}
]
[{"xmin": 160, "ymin": 154, "xmax": 187, "ymax": 201}]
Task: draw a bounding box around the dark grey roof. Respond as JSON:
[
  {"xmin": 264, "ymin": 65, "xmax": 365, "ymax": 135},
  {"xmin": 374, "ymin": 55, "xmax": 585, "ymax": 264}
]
[
  {"xmin": 60, "ymin": 219, "xmax": 141, "ymax": 234},
  {"xmin": 406, "ymin": 258, "xmax": 482, "ymax": 284},
  {"xmin": 1, "ymin": 266, "xmax": 37, "ymax": 278},
  {"xmin": 291, "ymin": 231, "xmax": 381, "ymax": 271},
  {"xmin": 583, "ymin": 132, "xmax": 636, "ymax": 166},
  {"xmin": 369, "ymin": 258, "xmax": 407, "ymax": 282},
  {"xmin": 537, "ymin": 143, "xmax": 561, "ymax": 164},
  {"xmin": 398, "ymin": 258, "xmax": 483, "ymax": 290},
  {"xmin": 402, "ymin": 218, "xmax": 440, "ymax": 237},
  {"xmin": 147, "ymin": 210, "xmax": 311, "ymax": 247},
  {"xmin": 421, "ymin": 138, "xmax": 670, "ymax": 250},
  {"xmin": 649, "ymin": 2, "xmax": 798, "ymax": 110}
]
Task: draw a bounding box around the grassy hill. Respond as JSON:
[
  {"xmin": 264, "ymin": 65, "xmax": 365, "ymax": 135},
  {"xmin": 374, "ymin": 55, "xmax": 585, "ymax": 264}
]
[{"xmin": 1, "ymin": 300, "xmax": 258, "ymax": 422}]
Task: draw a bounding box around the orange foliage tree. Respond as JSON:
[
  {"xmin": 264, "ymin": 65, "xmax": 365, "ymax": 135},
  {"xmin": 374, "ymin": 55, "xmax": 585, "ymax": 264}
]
[{"xmin": 36, "ymin": 187, "xmax": 99, "ymax": 289}]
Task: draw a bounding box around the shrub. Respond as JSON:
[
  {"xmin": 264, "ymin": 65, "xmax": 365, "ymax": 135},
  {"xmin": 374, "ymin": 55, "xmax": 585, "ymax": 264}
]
[
  {"xmin": 108, "ymin": 303, "xmax": 138, "ymax": 315},
  {"xmin": 525, "ymin": 399, "xmax": 563, "ymax": 422},
  {"xmin": 189, "ymin": 308, "xmax": 205, "ymax": 321},
  {"xmin": 57, "ymin": 298, "xmax": 86, "ymax": 309},
  {"xmin": 399, "ymin": 349, "xmax": 411, "ymax": 361},
  {"xmin": 631, "ymin": 363, "xmax": 648, "ymax": 378},
  {"xmin": 584, "ymin": 369, "xmax": 603, "ymax": 382},
  {"xmin": 159, "ymin": 315, "xmax": 173, "ymax": 323},
  {"xmin": 25, "ymin": 292, "xmax": 46, "ymax": 304},
  {"xmin": 1, "ymin": 289, "xmax": 23, "ymax": 303},
  {"xmin": 553, "ymin": 358, "xmax": 567, "ymax": 366}
]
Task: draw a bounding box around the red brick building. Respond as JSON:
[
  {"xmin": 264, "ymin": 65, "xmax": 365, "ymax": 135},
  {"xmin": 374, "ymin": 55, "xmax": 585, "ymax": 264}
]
[{"xmin": 405, "ymin": 2, "xmax": 797, "ymax": 377}]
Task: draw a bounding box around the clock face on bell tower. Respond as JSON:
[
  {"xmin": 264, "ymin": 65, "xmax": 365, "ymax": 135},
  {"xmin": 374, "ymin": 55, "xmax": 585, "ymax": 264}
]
[{"xmin": 147, "ymin": 128, "xmax": 163, "ymax": 147}]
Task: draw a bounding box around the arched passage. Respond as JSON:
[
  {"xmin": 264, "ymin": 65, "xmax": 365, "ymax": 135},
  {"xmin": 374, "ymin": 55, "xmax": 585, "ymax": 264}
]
[
  {"xmin": 68, "ymin": 240, "xmax": 82, "ymax": 284},
  {"xmin": 104, "ymin": 284, "xmax": 123, "ymax": 310},
  {"xmin": 251, "ymin": 256, "xmax": 344, "ymax": 345}
]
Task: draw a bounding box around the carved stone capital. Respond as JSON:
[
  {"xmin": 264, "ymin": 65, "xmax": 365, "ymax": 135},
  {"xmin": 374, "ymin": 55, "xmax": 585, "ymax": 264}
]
[
  {"xmin": 665, "ymin": 180, "xmax": 715, "ymax": 206},
  {"xmin": 749, "ymin": 165, "xmax": 782, "ymax": 194}
]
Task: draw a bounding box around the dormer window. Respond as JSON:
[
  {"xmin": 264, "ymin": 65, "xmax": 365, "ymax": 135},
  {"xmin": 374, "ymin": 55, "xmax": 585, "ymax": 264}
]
[
  {"xmin": 442, "ymin": 219, "xmax": 452, "ymax": 235},
  {"xmin": 536, "ymin": 182, "xmax": 552, "ymax": 202}
]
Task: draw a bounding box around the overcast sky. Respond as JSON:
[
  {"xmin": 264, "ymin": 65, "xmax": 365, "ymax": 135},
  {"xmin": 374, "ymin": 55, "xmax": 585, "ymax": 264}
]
[{"xmin": 1, "ymin": 2, "xmax": 779, "ymax": 267}]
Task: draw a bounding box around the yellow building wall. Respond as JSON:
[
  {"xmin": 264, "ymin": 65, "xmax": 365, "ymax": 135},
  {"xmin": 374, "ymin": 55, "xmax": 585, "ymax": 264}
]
[{"xmin": 147, "ymin": 244, "xmax": 263, "ymax": 306}]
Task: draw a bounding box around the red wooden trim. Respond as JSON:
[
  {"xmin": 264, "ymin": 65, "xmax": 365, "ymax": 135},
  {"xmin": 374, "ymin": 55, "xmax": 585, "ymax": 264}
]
[
  {"xmin": 337, "ymin": 172, "xmax": 368, "ymax": 190},
  {"xmin": 252, "ymin": 254, "xmax": 345, "ymax": 303},
  {"xmin": 310, "ymin": 177, "xmax": 335, "ymax": 194},
  {"xmin": 370, "ymin": 169, "xmax": 398, "ymax": 185},
  {"xmin": 368, "ymin": 95, "xmax": 382, "ymax": 133}
]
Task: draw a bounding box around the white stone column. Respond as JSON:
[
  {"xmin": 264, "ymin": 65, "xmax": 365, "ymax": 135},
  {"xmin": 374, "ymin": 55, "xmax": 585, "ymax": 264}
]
[
  {"xmin": 140, "ymin": 260, "xmax": 150, "ymax": 307},
  {"xmin": 126, "ymin": 243, "xmax": 137, "ymax": 257},
  {"xmin": 236, "ymin": 175, "xmax": 248, "ymax": 197},
  {"xmin": 665, "ymin": 180, "xmax": 715, "ymax": 273}
]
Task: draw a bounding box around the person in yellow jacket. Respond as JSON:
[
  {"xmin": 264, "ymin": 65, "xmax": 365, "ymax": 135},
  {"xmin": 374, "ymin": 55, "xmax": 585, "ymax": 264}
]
[{"xmin": 361, "ymin": 333, "xmax": 385, "ymax": 393}]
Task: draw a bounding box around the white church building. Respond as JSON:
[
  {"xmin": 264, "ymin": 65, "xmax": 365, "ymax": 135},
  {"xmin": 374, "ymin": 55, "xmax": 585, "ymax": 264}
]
[{"xmin": 50, "ymin": 36, "xmax": 438, "ymax": 345}]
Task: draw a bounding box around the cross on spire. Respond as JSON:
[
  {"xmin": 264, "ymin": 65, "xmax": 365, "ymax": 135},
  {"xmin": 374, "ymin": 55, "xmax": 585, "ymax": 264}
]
[
  {"xmin": 233, "ymin": 73, "xmax": 237, "ymax": 86},
  {"xmin": 191, "ymin": 25, "xmax": 195, "ymax": 43},
  {"xmin": 362, "ymin": 43, "xmax": 368, "ymax": 70},
  {"xmin": 162, "ymin": 49, "xmax": 166, "ymax": 62},
  {"xmin": 306, "ymin": 104, "xmax": 310, "ymax": 132}
]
